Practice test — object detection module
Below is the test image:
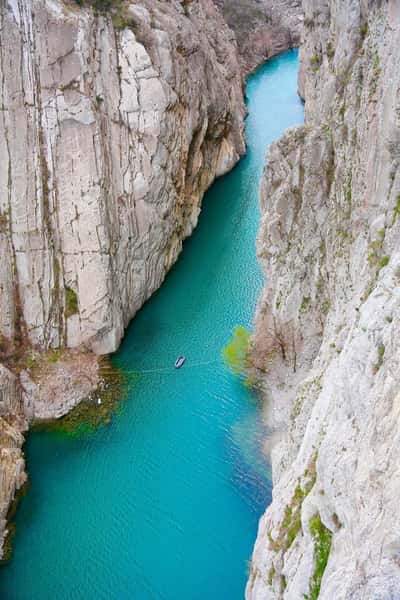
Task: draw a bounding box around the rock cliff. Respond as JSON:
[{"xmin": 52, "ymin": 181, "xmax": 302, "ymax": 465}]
[
  {"xmin": 213, "ymin": 0, "xmax": 303, "ymax": 74},
  {"xmin": 0, "ymin": 366, "xmax": 27, "ymax": 561},
  {"xmin": 247, "ymin": 1, "xmax": 400, "ymax": 598},
  {"xmin": 0, "ymin": 0, "xmax": 246, "ymax": 559},
  {"xmin": 0, "ymin": 0, "xmax": 245, "ymax": 358}
]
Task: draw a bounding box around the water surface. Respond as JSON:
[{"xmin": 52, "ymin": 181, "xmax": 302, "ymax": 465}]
[{"xmin": 1, "ymin": 51, "xmax": 303, "ymax": 600}]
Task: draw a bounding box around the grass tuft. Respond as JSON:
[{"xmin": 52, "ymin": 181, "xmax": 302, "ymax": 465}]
[
  {"xmin": 393, "ymin": 196, "xmax": 400, "ymax": 223},
  {"xmin": 379, "ymin": 256, "xmax": 389, "ymax": 269},
  {"xmin": 65, "ymin": 286, "xmax": 78, "ymax": 318},
  {"xmin": 304, "ymin": 514, "xmax": 332, "ymax": 600}
]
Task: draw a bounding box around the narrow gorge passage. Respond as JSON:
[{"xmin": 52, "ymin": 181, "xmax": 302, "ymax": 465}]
[{"xmin": 0, "ymin": 52, "xmax": 303, "ymax": 600}]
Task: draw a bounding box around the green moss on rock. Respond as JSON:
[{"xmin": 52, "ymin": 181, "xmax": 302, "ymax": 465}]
[
  {"xmin": 0, "ymin": 480, "xmax": 29, "ymax": 565},
  {"xmin": 65, "ymin": 286, "xmax": 78, "ymax": 318},
  {"xmin": 33, "ymin": 359, "xmax": 127, "ymax": 437},
  {"xmin": 305, "ymin": 513, "xmax": 332, "ymax": 600},
  {"xmin": 393, "ymin": 196, "xmax": 400, "ymax": 223},
  {"xmin": 300, "ymin": 296, "xmax": 311, "ymax": 313},
  {"xmin": 268, "ymin": 458, "xmax": 317, "ymax": 554}
]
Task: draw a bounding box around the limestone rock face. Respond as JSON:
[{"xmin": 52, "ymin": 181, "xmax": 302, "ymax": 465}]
[
  {"xmin": 0, "ymin": 0, "xmax": 246, "ymax": 560},
  {"xmin": 213, "ymin": 0, "xmax": 303, "ymax": 73},
  {"xmin": 247, "ymin": 1, "xmax": 400, "ymax": 598},
  {"xmin": 0, "ymin": 365, "xmax": 27, "ymax": 561},
  {"xmin": 0, "ymin": 0, "xmax": 245, "ymax": 356}
]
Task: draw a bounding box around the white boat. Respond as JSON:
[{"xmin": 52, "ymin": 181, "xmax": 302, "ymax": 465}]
[{"xmin": 174, "ymin": 356, "xmax": 186, "ymax": 369}]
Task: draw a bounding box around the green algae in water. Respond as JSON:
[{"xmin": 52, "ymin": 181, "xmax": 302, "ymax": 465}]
[
  {"xmin": 32, "ymin": 359, "xmax": 129, "ymax": 437},
  {"xmin": 223, "ymin": 326, "xmax": 251, "ymax": 375},
  {"xmin": 223, "ymin": 326, "xmax": 259, "ymax": 389}
]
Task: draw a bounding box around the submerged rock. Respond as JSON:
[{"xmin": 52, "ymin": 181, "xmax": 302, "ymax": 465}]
[{"xmin": 248, "ymin": 1, "xmax": 400, "ymax": 598}]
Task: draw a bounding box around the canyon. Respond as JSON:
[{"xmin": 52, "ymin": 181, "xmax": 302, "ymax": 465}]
[
  {"xmin": 0, "ymin": 53, "xmax": 303, "ymax": 597},
  {"xmin": 247, "ymin": 0, "xmax": 400, "ymax": 598},
  {"xmin": 0, "ymin": 0, "xmax": 304, "ymax": 567},
  {"xmin": 213, "ymin": 0, "xmax": 303, "ymax": 73},
  {"xmin": 0, "ymin": 0, "xmax": 246, "ymax": 358},
  {"xmin": 0, "ymin": 0, "xmax": 247, "ymax": 560},
  {"xmin": 1, "ymin": 0, "xmax": 399, "ymax": 598}
]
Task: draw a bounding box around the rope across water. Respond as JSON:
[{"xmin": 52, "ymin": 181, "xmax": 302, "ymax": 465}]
[{"xmin": 119, "ymin": 358, "xmax": 221, "ymax": 376}]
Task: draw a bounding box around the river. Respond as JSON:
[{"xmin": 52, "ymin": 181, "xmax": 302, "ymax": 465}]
[{"xmin": 0, "ymin": 51, "xmax": 303, "ymax": 600}]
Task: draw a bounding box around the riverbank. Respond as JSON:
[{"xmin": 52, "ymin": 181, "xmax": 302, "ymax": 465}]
[
  {"xmin": 0, "ymin": 350, "xmax": 126, "ymax": 563},
  {"xmin": 0, "ymin": 52, "xmax": 303, "ymax": 599}
]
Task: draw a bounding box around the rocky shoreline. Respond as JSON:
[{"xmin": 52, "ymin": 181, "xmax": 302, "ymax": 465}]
[
  {"xmin": 0, "ymin": 0, "xmax": 248, "ymax": 561},
  {"xmin": 0, "ymin": 0, "xmax": 308, "ymax": 565},
  {"xmin": 0, "ymin": 350, "xmax": 105, "ymax": 561}
]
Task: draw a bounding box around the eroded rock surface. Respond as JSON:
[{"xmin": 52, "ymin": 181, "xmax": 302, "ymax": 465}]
[
  {"xmin": 247, "ymin": 1, "xmax": 400, "ymax": 598},
  {"xmin": 0, "ymin": 365, "xmax": 27, "ymax": 561},
  {"xmin": 213, "ymin": 0, "xmax": 303, "ymax": 73},
  {"xmin": 0, "ymin": 0, "xmax": 246, "ymax": 559},
  {"xmin": 0, "ymin": 0, "xmax": 245, "ymax": 357}
]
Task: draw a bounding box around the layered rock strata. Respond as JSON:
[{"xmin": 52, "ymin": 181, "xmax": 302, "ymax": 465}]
[{"xmin": 247, "ymin": 1, "xmax": 400, "ymax": 598}]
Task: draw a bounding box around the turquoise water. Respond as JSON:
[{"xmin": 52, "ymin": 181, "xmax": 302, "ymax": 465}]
[{"xmin": 0, "ymin": 51, "xmax": 303, "ymax": 600}]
